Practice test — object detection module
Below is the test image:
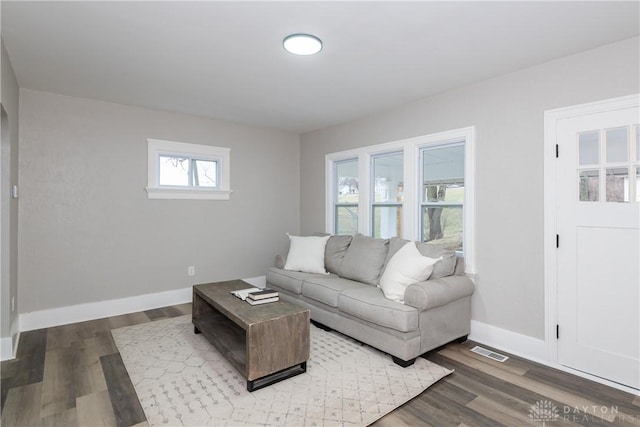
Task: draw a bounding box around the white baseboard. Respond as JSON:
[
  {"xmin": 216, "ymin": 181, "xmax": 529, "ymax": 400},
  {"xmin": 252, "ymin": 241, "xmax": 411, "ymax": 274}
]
[
  {"xmin": 469, "ymin": 320, "xmax": 639, "ymax": 395},
  {"xmin": 469, "ymin": 320, "xmax": 547, "ymax": 362},
  {"xmin": 0, "ymin": 336, "xmax": 13, "ymax": 361},
  {"xmin": 18, "ymin": 275, "xmax": 269, "ymax": 333},
  {"xmin": 19, "ymin": 286, "xmax": 193, "ymax": 332},
  {"xmin": 242, "ymin": 276, "xmax": 266, "ymax": 288}
]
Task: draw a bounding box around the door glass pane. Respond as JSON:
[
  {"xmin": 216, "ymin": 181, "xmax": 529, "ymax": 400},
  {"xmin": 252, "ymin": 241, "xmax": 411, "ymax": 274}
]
[
  {"xmin": 335, "ymin": 206, "xmax": 358, "ymax": 235},
  {"xmin": 193, "ymin": 159, "xmax": 217, "ymax": 187},
  {"xmin": 579, "ymin": 170, "xmax": 599, "ymax": 202},
  {"xmin": 372, "ymin": 206, "xmax": 402, "ymax": 239},
  {"xmin": 159, "ymin": 155, "xmax": 189, "ymax": 186},
  {"xmin": 606, "ymin": 168, "xmax": 629, "ymax": 203},
  {"xmin": 578, "ymin": 132, "xmax": 599, "ymax": 165},
  {"xmin": 373, "ymin": 152, "xmax": 403, "ymax": 203},
  {"xmin": 421, "ymin": 205, "xmax": 462, "ymax": 251},
  {"xmin": 606, "ymin": 127, "xmax": 628, "ymax": 163},
  {"xmin": 336, "ymin": 159, "xmax": 359, "ymax": 204}
]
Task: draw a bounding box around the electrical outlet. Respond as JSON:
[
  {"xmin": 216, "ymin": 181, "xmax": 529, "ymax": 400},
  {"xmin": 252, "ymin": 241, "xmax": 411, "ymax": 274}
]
[
  {"xmin": 11, "ymin": 297, "xmax": 15, "ymax": 312},
  {"xmin": 188, "ymin": 266, "xmax": 195, "ymax": 276}
]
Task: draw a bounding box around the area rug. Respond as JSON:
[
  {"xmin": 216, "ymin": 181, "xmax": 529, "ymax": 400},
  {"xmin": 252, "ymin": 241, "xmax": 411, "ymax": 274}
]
[{"xmin": 112, "ymin": 315, "xmax": 451, "ymax": 426}]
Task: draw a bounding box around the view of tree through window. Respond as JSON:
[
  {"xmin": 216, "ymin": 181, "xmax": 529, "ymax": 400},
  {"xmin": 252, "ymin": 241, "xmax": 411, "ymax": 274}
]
[
  {"xmin": 335, "ymin": 159, "xmax": 358, "ymax": 235},
  {"xmin": 159, "ymin": 155, "xmax": 217, "ymax": 187},
  {"xmin": 421, "ymin": 144, "xmax": 465, "ymax": 251}
]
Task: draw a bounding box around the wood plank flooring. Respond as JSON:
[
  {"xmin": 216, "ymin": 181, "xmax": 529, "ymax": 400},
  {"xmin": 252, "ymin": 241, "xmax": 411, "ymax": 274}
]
[{"xmin": 1, "ymin": 303, "xmax": 638, "ymax": 426}]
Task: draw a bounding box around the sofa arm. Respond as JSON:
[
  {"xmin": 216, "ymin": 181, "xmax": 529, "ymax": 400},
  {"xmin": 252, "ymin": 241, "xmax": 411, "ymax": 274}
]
[{"xmin": 404, "ymin": 275, "xmax": 474, "ymax": 311}]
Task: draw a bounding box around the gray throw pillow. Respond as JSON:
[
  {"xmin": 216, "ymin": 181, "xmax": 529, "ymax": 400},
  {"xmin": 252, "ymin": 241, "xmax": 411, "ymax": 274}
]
[
  {"xmin": 340, "ymin": 233, "xmax": 389, "ymax": 286},
  {"xmin": 382, "ymin": 237, "xmax": 457, "ymax": 279},
  {"xmin": 324, "ymin": 235, "xmax": 353, "ymax": 276},
  {"xmin": 415, "ymin": 242, "xmax": 457, "ymax": 279}
]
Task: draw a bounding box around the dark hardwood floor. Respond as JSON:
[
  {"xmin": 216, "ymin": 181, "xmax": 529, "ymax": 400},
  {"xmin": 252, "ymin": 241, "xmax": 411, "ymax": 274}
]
[{"xmin": 1, "ymin": 303, "xmax": 638, "ymax": 426}]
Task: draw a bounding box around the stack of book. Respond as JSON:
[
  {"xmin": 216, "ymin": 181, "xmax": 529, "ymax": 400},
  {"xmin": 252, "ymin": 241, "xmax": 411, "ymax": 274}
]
[{"xmin": 246, "ymin": 289, "xmax": 279, "ymax": 305}]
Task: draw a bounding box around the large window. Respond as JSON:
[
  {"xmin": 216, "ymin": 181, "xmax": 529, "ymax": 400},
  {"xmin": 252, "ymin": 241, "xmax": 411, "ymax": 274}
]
[
  {"xmin": 334, "ymin": 158, "xmax": 359, "ymax": 235},
  {"xmin": 325, "ymin": 127, "xmax": 475, "ymax": 272},
  {"xmin": 372, "ymin": 152, "xmax": 403, "ymax": 238},
  {"xmin": 146, "ymin": 139, "xmax": 231, "ymax": 200},
  {"xmin": 420, "ymin": 143, "xmax": 464, "ymax": 251}
]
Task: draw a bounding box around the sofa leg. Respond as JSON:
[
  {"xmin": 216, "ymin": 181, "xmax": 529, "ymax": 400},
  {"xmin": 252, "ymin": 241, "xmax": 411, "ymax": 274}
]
[
  {"xmin": 392, "ymin": 356, "xmax": 416, "ymax": 367},
  {"xmin": 456, "ymin": 335, "xmax": 469, "ymax": 344}
]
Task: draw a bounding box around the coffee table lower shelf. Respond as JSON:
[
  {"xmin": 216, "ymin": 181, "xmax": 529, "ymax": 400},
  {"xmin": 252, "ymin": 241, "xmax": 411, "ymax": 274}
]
[{"xmin": 192, "ymin": 281, "xmax": 310, "ymax": 392}]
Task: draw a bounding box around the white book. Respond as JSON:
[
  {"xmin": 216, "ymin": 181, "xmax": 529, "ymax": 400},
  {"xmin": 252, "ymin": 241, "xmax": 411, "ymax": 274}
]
[{"xmin": 230, "ymin": 287, "xmax": 262, "ymax": 301}]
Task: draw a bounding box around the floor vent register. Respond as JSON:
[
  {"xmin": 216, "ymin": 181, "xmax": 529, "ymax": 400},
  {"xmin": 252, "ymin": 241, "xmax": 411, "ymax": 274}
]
[{"xmin": 470, "ymin": 346, "xmax": 509, "ymax": 362}]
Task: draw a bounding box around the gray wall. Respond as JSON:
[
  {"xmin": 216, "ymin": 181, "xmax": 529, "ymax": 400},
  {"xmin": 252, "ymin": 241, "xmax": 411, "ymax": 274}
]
[
  {"xmin": 19, "ymin": 89, "xmax": 300, "ymax": 313},
  {"xmin": 299, "ymin": 37, "xmax": 640, "ymax": 340},
  {"xmin": 1, "ymin": 40, "xmax": 20, "ymax": 344}
]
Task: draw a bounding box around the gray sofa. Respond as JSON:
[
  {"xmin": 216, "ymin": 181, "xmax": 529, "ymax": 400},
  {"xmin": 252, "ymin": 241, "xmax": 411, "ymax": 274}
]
[{"xmin": 266, "ymin": 233, "xmax": 475, "ymax": 366}]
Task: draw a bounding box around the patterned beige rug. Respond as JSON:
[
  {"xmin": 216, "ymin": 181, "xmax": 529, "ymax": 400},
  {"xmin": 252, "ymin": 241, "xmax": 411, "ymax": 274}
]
[{"xmin": 112, "ymin": 315, "xmax": 451, "ymax": 426}]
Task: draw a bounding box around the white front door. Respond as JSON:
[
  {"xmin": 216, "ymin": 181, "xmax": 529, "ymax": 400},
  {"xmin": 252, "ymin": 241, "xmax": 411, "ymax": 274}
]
[{"xmin": 556, "ymin": 101, "xmax": 639, "ymax": 390}]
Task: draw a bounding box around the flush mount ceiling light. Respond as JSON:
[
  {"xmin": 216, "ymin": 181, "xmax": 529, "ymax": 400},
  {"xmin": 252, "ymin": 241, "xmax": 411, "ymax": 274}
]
[{"xmin": 283, "ymin": 33, "xmax": 322, "ymax": 56}]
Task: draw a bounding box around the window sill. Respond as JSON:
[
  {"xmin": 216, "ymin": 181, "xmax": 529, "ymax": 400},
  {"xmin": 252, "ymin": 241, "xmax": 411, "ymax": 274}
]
[{"xmin": 145, "ymin": 187, "xmax": 232, "ymax": 200}]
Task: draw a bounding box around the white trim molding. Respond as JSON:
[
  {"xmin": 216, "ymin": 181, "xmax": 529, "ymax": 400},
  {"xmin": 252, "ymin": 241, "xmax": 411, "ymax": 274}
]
[
  {"xmin": 543, "ymin": 94, "xmax": 640, "ymax": 368},
  {"xmin": 146, "ymin": 138, "xmax": 232, "ymax": 200},
  {"xmin": 17, "ymin": 275, "xmax": 268, "ymax": 333},
  {"xmin": 325, "ymin": 126, "xmax": 476, "ymax": 274},
  {"xmin": 20, "ymin": 287, "xmax": 193, "ymax": 332},
  {"xmin": 1, "ymin": 336, "xmax": 13, "ymax": 361},
  {"xmin": 470, "ymin": 320, "xmax": 639, "ymax": 395},
  {"xmin": 470, "ymin": 320, "xmax": 547, "ymax": 362}
]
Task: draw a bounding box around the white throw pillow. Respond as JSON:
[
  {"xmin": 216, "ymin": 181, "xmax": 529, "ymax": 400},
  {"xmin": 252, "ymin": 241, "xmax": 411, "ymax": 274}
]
[
  {"xmin": 284, "ymin": 234, "xmax": 331, "ymax": 275},
  {"xmin": 379, "ymin": 241, "xmax": 440, "ymax": 303}
]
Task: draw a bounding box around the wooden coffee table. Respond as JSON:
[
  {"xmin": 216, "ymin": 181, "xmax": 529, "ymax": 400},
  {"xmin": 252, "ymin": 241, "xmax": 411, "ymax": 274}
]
[{"xmin": 192, "ymin": 280, "xmax": 310, "ymax": 392}]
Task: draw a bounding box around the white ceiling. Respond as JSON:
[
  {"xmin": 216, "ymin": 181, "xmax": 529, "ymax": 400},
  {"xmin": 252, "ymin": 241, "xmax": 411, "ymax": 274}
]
[{"xmin": 2, "ymin": 1, "xmax": 638, "ymax": 133}]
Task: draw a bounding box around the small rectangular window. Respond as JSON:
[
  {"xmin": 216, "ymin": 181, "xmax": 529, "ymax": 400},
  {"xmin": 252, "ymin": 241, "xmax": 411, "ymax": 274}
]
[
  {"xmin": 147, "ymin": 139, "xmax": 230, "ymax": 200},
  {"xmin": 158, "ymin": 156, "xmax": 218, "ymax": 188}
]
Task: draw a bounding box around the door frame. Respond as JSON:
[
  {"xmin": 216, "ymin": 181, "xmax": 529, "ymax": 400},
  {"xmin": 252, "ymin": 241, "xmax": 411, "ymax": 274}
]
[{"xmin": 543, "ymin": 94, "xmax": 640, "ymax": 370}]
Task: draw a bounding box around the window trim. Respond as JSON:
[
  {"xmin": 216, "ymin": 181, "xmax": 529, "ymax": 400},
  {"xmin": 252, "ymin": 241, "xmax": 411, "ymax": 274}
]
[
  {"xmin": 418, "ymin": 141, "xmax": 466, "ymax": 252},
  {"xmin": 325, "ymin": 126, "xmax": 475, "ymax": 275},
  {"xmin": 146, "ymin": 138, "xmax": 231, "ymax": 200}
]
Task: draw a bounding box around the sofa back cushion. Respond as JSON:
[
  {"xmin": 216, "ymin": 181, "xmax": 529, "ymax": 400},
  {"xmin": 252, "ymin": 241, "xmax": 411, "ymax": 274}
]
[
  {"xmin": 384, "ymin": 237, "xmax": 457, "ymax": 279},
  {"xmin": 416, "ymin": 242, "xmax": 457, "ymax": 278},
  {"xmin": 324, "ymin": 235, "xmax": 353, "ymax": 276},
  {"xmin": 340, "ymin": 233, "xmax": 389, "ymax": 286}
]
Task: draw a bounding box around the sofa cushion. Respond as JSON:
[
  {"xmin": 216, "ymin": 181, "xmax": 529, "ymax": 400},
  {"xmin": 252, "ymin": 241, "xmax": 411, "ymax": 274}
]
[
  {"xmin": 384, "ymin": 237, "xmax": 456, "ymax": 279},
  {"xmin": 340, "ymin": 233, "xmax": 389, "ymax": 286},
  {"xmin": 379, "ymin": 241, "xmax": 440, "ymax": 303},
  {"xmin": 302, "ymin": 277, "xmax": 364, "ymax": 307},
  {"xmin": 338, "ymin": 286, "xmax": 419, "ymax": 332},
  {"xmin": 284, "ymin": 234, "xmax": 331, "ymax": 274},
  {"xmin": 324, "ymin": 235, "xmax": 353, "ymax": 276},
  {"xmin": 266, "ymin": 267, "xmax": 335, "ymax": 295},
  {"xmin": 416, "ymin": 242, "xmax": 457, "ymax": 279}
]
